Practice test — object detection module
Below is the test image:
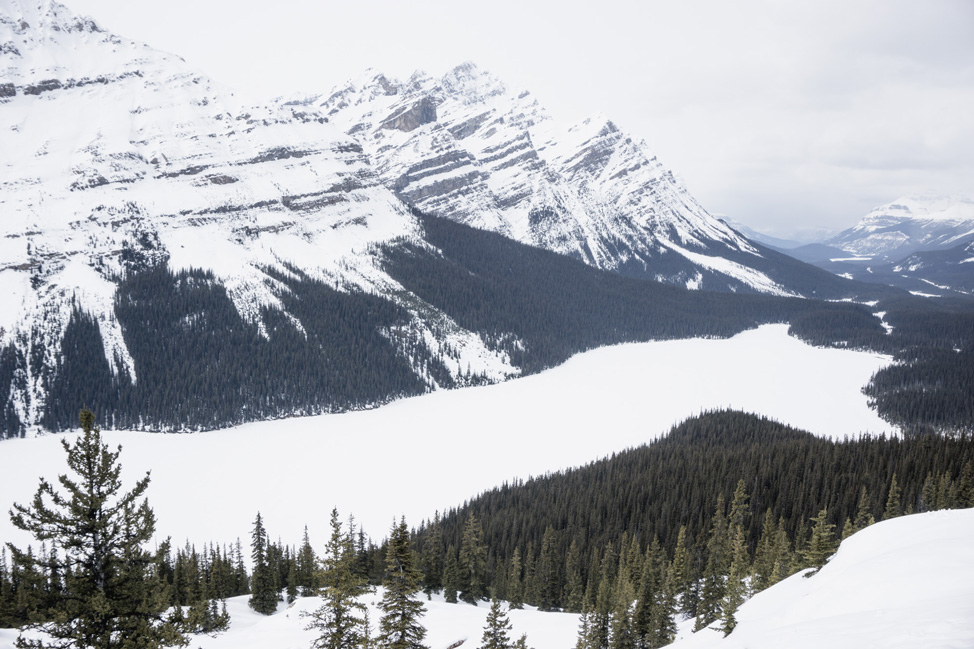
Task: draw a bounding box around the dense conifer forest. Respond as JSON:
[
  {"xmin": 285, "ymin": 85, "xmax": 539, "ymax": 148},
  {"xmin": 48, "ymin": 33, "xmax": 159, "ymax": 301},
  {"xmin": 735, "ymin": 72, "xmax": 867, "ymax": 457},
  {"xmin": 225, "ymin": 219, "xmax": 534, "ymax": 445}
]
[
  {"xmin": 415, "ymin": 410, "xmax": 974, "ymax": 613},
  {"xmin": 1, "ymin": 213, "xmax": 972, "ymax": 438},
  {"xmin": 3, "ymin": 410, "xmax": 972, "ymax": 645}
]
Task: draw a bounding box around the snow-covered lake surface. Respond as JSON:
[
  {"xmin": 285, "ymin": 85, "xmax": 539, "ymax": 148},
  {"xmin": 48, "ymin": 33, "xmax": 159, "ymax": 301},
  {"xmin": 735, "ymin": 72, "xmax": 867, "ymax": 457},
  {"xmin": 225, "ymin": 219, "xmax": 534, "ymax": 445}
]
[{"xmin": 0, "ymin": 324, "xmax": 892, "ymax": 548}]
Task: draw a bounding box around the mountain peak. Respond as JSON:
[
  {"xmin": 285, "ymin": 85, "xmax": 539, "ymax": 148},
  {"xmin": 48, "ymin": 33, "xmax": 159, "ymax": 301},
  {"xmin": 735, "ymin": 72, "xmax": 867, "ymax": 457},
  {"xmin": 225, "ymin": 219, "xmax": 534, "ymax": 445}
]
[
  {"xmin": 1, "ymin": 0, "xmax": 98, "ymax": 33},
  {"xmin": 439, "ymin": 61, "xmax": 507, "ymax": 103}
]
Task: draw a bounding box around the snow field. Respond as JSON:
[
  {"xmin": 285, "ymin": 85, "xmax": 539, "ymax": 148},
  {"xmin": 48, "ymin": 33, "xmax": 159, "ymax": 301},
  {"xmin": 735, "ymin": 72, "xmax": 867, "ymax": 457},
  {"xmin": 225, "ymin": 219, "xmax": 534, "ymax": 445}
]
[
  {"xmin": 0, "ymin": 324, "xmax": 891, "ymax": 551},
  {"xmin": 668, "ymin": 509, "xmax": 974, "ymax": 649}
]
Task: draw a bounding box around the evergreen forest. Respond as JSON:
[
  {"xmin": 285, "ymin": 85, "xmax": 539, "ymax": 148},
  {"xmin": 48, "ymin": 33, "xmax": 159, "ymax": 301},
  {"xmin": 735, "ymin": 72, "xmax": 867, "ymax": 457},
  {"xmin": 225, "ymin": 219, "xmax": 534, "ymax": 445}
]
[
  {"xmin": 4, "ymin": 410, "xmax": 971, "ymax": 646},
  {"xmin": 0, "ymin": 212, "xmax": 972, "ymax": 438}
]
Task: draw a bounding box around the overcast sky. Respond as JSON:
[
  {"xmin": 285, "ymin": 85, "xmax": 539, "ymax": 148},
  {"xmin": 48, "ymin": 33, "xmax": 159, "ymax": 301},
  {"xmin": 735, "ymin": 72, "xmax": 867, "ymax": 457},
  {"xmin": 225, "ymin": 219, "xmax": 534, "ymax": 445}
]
[{"xmin": 67, "ymin": 0, "xmax": 974, "ymax": 239}]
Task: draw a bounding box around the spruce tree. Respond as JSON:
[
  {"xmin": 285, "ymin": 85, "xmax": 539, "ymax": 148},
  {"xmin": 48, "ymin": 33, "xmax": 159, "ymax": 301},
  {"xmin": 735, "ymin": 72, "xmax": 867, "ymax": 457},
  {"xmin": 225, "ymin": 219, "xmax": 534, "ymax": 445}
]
[
  {"xmin": 249, "ymin": 512, "xmax": 278, "ymax": 615},
  {"xmin": 720, "ymin": 525, "xmax": 749, "ymax": 635},
  {"xmin": 852, "ymin": 486, "xmax": 876, "ymax": 532},
  {"xmin": 478, "ymin": 597, "xmax": 513, "ymax": 649},
  {"xmin": 669, "ymin": 526, "xmax": 692, "ymax": 617},
  {"xmin": 506, "ymin": 548, "xmax": 524, "ymax": 610},
  {"xmin": 955, "ymin": 462, "xmax": 974, "ymax": 508},
  {"xmin": 752, "ymin": 510, "xmax": 776, "ymax": 591},
  {"xmin": 802, "ymin": 508, "xmax": 837, "ymax": 573},
  {"xmin": 420, "ymin": 513, "xmax": 444, "ymax": 597},
  {"xmin": 649, "ymin": 567, "xmax": 678, "ymax": 648},
  {"xmin": 298, "ymin": 526, "xmax": 321, "ymax": 596},
  {"xmin": 306, "ymin": 509, "xmax": 373, "ymax": 649},
  {"xmin": 443, "ymin": 546, "xmax": 459, "ymax": 604},
  {"xmin": 695, "ymin": 495, "xmax": 728, "ymax": 631},
  {"xmin": 563, "ymin": 539, "xmax": 585, "ymax": 613},
  {"xmin": 376, "ymin": 518, "xmax": 428, "ymax": 649},
  {"xmin": 536, "ymin": 526, "xmax": 561, "ymax": 611},
  {"xmin": 608, "ymin": 574, "xmax": 635, "ymax": 649},
  {"xmin": 589, "ymin": 548, "xmax": 615, "ymax": 649},
  {"xmin": 883, "ymin": 474, "xmax": 902, "ymax": 520},
  {"xmin": 7, "ymin": 407, "xmax": 184, "ymax": 649},
  {"xmin": 459, "ymin": 514, "xmax": 487, "ymax": 604}
]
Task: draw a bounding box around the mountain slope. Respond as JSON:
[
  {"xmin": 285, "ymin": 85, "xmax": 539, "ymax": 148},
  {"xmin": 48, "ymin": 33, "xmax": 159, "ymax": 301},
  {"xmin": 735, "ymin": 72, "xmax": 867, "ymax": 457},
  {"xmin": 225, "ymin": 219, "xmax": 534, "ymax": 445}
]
[
  {"xmin": 0, "ymin": 0, "xmax": 523, "ymax": 434},
  {"xmin": 307, "ymin": 65, "xmax": 874, "ymax": 299},
  {"xmin": 669, "ymin": 509, "xmax": 974, "ymax": 649}
]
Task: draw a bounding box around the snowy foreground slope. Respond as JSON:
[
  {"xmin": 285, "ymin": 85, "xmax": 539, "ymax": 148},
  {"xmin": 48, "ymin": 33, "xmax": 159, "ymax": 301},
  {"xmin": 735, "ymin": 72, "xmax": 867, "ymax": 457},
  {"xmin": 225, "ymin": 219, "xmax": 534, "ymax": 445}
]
[
  {"xmin": 5, "ymin": 510, "xmax": 971, "ymax": 649},
  {"xmin": 669, "ymin": 509, "xmax": 974, "ymax": 649},
  {"xmin": 0, "ymin": 325, "xmax": 891, "ymax": 548}
]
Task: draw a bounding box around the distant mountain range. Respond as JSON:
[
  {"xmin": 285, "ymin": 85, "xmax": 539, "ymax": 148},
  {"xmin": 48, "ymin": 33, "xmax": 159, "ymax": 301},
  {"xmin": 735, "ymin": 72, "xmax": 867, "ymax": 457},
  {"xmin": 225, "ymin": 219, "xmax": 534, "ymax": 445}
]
[{"xmin": 758, "ymin": 196, "xmax": 974, "ymax": 297}]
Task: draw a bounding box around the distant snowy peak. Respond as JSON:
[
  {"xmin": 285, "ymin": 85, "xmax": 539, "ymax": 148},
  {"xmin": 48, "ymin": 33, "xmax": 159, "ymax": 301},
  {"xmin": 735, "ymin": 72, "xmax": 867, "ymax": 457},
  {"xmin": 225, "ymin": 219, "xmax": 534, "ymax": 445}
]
[
  {"xmin": 827, "ymin": 194, "xmax": 974, "ymax": 259},
  {"xmin": 307, "ymin": 62, "xmax": 814, "ymax": 296}
]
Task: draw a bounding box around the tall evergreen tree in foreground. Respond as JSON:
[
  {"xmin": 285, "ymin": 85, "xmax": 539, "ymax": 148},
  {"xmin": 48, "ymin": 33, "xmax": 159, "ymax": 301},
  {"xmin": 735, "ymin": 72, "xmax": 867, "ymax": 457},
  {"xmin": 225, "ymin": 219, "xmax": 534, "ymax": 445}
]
[
  {"xmin": 7, "ymin": 408, "xmax": 185, "ymax": 649},
  {"xmin": 248, "ymin": 513, "xmax": 278, "ymax": 615},
  {"xmin": 478, "ymin": 598, "xmax": 514, "ymax": 649},
  {"xmin": 306, "ymin": 509, "xmax": 373, "ymax": 649},
  {"xmin": 376, "ymin": 517, "xmax": 428, "ymax": 649},
  {"xmin": 459, "ymin": 513, "xmax": 487, "ymax": 604}
]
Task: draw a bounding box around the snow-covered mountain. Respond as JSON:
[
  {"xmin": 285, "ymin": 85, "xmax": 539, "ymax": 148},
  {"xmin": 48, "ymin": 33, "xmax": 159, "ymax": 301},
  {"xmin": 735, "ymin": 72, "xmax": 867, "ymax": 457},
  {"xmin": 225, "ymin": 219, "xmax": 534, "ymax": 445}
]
[
  {"xmin": 0, "ymin": 0, "xmax": 524, "ymax": 433},
  {"xmin": 826, "ymin": 194, "xmax": 974, "ymax": 261},
  {"xmin": 302, "ymin": 65, "xmax": 862, "ymax": 297},
  {"xmin": 0, "ymin": 0, "xmax": 894, "ymax": 436},
  {"xmin": 783, "ymin": 195, "xmax": 974, "ymax": 296}
]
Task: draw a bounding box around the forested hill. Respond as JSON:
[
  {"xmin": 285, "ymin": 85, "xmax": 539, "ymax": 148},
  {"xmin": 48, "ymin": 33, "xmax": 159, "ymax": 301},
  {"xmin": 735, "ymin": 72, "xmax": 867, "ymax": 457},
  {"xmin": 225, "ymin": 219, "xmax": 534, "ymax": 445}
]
[
  {"xmin": 420, "ymin": 410, "xmax": 974, "ymax": 609},
  {"xmin": 381, "ymin": 212, "xmax": 888, "ymax": 375}
]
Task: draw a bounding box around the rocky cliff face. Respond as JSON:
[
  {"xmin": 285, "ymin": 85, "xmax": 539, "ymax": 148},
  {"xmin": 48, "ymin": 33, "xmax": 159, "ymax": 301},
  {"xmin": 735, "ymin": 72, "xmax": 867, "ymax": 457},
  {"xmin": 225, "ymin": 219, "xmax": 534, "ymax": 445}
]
[{"xmin": 308, "ymin": 62, "xmax": 805, "ymax": 295}]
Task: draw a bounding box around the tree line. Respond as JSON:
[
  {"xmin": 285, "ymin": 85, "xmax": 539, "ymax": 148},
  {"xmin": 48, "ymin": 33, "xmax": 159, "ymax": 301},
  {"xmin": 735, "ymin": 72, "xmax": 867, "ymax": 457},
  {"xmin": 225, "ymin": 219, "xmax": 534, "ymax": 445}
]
[
  {"xmin": 3, "ymin": 408, "xmax": 972, "ymax": 647},
  {"xmin": 412, "ymin": 411, "xmax": 974, "ymax": 625},
  {"xmin": 9, "ymin": 211, "xmax": 974, "ymax": 440}
]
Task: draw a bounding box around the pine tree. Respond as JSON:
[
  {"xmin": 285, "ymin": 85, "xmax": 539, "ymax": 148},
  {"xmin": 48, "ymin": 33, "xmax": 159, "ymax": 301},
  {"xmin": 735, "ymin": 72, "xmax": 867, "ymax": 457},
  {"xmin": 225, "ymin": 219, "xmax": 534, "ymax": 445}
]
[
  {"xmin": 443, "ymin": 546, "xmax": 459, "ymax": 604},
  {"xmin": 376, "ymin": 518, "xmax": 428, "ymax": 649},
  {"xmin": 608, "ymin": 573, "xmax": 635, "ymax": 649},
  {"xmin": 249, "ymin": 512, "xmax": 278, "ymax": 615},
  {"xmin": 7, "ymin": 407, "xmax": 185, "ymax": 649},
  {"xmin": 955, "ymin": 462, "xmax": 974, "ymax": 508},
  {"xmin": 506, "ymin": 548, "xmax": 524, "ymax": 610},
  {"xmin": 575, "ymin": 606, "xmax": 593, "ymax": 649},
  {"xmin": 695, "ymin": 495, "xmax": 728, "ymax": 631},
  {"xmin": 420, "ymin": 513, "xmax": 444, "ymax": 598},
  {"xmin": 478, "ymin": 597, "xmax": 513, "ymax": 649},
  {"xmin": 883, "ymin": 474, "xmax": 902, "ymax": 520},
  {"xmin": 669, "ymin": 526, "xmax": 692, "ymax": 617},
  {"xmin": 298, "ymin": 526, "xmax": 321, "ymax": 596},
  {"xmin": 536, "ymin": 526, "xmax": 561, "ymax": 611},
  {"xmin": 752, "ymin": 510, "xmax": 777, "ymax": 591},
  {"xmin": 306, "ymin": 508, "xmax": 373, "ymax": 649},
  {"xmin": 632, "ymin": 541, "xmax": 659, "ymax": 649},
  {"xmin": 649, "ymin": 566, "xmax": 678, "ymax": 648},
  {"xmin": 852, "ymin": 486, "xmax": 875, "ymax": 532},
  {"xmin": 720, "ymin": 525, "xmax": 749, "ymax": 636},
  {"xmin": 802, "ymin": 508, "xmax": 837, "ymax": 573},
  {"xmin": 563, "ymin": 539, "xmax": 585, "ymax": 613},
  {"xmin": 589, "ymin": 547, "xmax": 615, "ymax": 649},
  {"xmin": 459, "ymin": 514, "xmax": 487, "ymax": 604}
]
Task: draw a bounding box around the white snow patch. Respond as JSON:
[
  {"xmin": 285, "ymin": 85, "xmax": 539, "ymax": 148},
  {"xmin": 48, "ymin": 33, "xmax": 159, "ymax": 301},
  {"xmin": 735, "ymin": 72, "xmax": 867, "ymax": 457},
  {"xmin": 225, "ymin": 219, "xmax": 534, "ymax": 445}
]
[
  {"xmin": 660, "ymin": 241, "xmax": 797, "ymax": 296},
  {"xmin": 0, "ymin": 325, "xmax": 892, "ymax": 549},
  {"xmin": 667, "ymin": 509, "xmax": 974, "ymax": 649}
]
